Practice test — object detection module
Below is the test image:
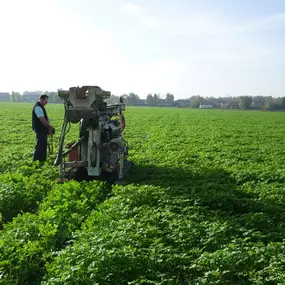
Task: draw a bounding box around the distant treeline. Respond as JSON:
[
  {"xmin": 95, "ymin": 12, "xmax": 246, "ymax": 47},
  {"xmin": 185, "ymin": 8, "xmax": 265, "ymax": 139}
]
[
  {"xmin": 0, "ymin": 91, "xmax": 62, "ymax": 104},
  {"xmin": 117, "ymin": 93, "xmax": 285, "ymax": 111},
  {"xmin": 1, "ymin": 91, "xmax": 285, "ymax": 111}
]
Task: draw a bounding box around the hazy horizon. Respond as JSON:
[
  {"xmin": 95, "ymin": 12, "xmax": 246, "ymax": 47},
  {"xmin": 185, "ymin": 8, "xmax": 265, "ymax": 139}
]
[{"xmin": 0, "ymin": 0, "xmax": 284, "ymax": 99}]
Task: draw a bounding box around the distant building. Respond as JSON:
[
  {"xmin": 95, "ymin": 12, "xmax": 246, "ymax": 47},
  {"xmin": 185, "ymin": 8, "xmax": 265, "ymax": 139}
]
[
  {"xmin": 0, "ymin": 92, "xmax": 10, "ymax": 102},
  {"xmin": 174, "ymin": 99, "xmax": 190, "ymax": 108},
  {"xmin": 134, "ymin": 99, "xmax": 147, "ymax": 106},
  {"xmin": 157, "ymin": 103, "xmax": 172, "ymax": 107},
  {"xmin": 221, "ymin": 101, "xmax": 240, "ymax": 109},
  {"xmin": 199, "ymin": 103, "xmax": 213, "ymax": 109}
]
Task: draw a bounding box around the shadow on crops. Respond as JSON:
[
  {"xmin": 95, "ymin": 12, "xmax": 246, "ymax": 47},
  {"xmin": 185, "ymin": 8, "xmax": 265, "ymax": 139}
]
[{"xmin": 127, "ymin": 163, "xmax": 285, "ymax": 243}]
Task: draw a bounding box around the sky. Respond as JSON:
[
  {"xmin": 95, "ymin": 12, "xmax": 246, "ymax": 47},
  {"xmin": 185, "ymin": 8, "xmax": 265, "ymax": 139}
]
[{"xmin": 0, "ymin": 0, "xmax": 284, "ymax": 99}]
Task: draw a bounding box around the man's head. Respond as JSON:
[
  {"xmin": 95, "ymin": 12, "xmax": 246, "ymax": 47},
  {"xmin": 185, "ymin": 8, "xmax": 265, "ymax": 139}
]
[{"xmin": 39, "ymin": 94, "xmax": 49, "ymax": 106}]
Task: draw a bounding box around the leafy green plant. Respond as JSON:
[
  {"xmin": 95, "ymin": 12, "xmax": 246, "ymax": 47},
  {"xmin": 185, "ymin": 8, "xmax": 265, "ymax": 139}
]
[
  {"xmin": 1, "ymin": 103, "xmax": 285, "ymax": 284},
  {"xmin": 0, "ymin": 172, "xmax": 55, "ymax": 222},
  {"xmin": 0, "ymin": 180, "xmax": 110, "ymax": 285}
]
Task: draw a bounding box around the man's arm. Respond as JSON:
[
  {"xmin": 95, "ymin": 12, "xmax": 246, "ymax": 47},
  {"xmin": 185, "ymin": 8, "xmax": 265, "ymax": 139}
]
[{"xmin": 39, "ymin": 116, "xmax": 52, "ymax": 129}]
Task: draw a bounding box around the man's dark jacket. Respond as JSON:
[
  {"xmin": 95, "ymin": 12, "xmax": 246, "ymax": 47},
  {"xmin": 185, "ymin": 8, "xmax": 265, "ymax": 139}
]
[{"xmin": 32, "ymin": 102, "xmax": 48, "ymax": 133}]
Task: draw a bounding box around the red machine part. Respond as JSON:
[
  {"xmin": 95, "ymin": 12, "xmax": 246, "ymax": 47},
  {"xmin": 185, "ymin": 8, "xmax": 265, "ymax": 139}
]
[
  {"xmin": 121, "ymin": 114, "xmax": 125, "ymax": 130},
  {"xmin": 66, "ymin": 142, "xmax": 79, "ymax": 161}
]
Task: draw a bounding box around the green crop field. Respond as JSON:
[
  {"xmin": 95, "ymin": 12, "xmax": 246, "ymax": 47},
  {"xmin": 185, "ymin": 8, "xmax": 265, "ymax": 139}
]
[{"xmin": 1, "ymin": 102, "xmax": 285, "ymax": 284}]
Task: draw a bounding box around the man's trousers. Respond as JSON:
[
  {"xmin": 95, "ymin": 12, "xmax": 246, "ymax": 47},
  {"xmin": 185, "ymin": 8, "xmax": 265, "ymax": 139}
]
[{"xmin": 33, "ymin": 132, "xmax": 48, "ymax": 162}]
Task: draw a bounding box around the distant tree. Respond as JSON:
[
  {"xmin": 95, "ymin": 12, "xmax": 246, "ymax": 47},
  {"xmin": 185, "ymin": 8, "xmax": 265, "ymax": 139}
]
[
  {"xmin": 11, "ymin": 91, "xmax": 21, "ymax": 102},
  {"xmin": 22, "ymin": 91, "xmax": 42, "ymax": 102},
  {"xmin": 165, "ymin": 93, "xmax": 174, "ymax": 104},
  {"xmin": 252, "ymin": 96, "xmax": 266, "ymax": 110},
  {"xmin": 279, "ymin": 97, "xmax": 285, "ymax": 110},
  {"xmin": 46, "ymin": 91, "xmax": 61, "ymax": 103},
  {"xmin": 153, "ymin": 94, "xmax": 160, "ymax": 106},
  {"xmin": 146, "ymin": 93, "xmax": 156, "ymax": 106},
  {"xmin": 263, "ymin": 96, "xmax": 272, "ymax": 110},
  {"xmin": 190, "ymin": 99, "xmax": 200, "ymax": 108},
  {"xmin": 219, "ymin": 96, "xmax": 240, "ymax": 109},
  {"xmin": 105, "ymin": 94, "xmax": 121, "ymax": 105},
  {"xmin": 190, "ymin": 95, "xmax": 203, "ymax": 108},
  {"xmin": 126, "ymin": 92, "xmax": 140, "ymax": 106},
  {"xmin": 239, "ymin": 96, "xmax": 253, "ymax": 110},
  {"xmin": 263, "ymin": 97, "xmax": 285, "ymax": 111}
]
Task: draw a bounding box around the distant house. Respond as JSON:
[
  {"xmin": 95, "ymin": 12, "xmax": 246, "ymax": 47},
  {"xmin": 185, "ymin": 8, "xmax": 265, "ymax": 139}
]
[
  {"xmin": 174, "ymin": 99, "xmax": 190, "ymax": 108},
  {"xmin": 221, "ymin": 101, "xmax": 240, "ymax": 109},
  {"xmin": 0, "ymin": 92, "xmax": 10, "ymax": 102},
  {"xmin": 157, "ymin": 103, "xmax": 172, "ymax": 107},
  {"xmin": 199, "ymin": 103, "xmax": 213, "ymax": 109},
  {"xmin": 134, "ymin": 99, "xmax": 147, "ymax": 106}
]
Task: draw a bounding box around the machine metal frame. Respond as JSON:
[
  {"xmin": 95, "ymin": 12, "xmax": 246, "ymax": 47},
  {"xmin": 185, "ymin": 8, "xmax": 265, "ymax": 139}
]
[{"xmin": 54, "ymin": 85, "xmax": 131, "ymax": 182}]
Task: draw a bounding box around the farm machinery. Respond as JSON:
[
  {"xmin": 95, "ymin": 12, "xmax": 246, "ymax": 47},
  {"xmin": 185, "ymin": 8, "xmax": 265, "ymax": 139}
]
[{"xmin": 54, "ymin": 85, "xmax": 132, "ymax": 183}]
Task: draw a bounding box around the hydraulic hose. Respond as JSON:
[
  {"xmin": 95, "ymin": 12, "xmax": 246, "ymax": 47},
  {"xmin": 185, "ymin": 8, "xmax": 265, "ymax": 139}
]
[
  {"xmin": 54, "ymin": 110, "xmax": 69, "ymax": 166},
  {"xmin": 48, "ymin": 134, "xmax": 54, "ymax": 155}
]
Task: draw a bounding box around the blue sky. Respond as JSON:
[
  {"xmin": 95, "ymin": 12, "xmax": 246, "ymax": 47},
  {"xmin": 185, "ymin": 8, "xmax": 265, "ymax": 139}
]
[{"xmin": 0, "ymin": 0, "xmax": 284, "ymax": 98}]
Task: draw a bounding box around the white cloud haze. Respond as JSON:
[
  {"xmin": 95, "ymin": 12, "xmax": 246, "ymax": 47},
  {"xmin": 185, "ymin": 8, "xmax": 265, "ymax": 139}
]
[{"xmin": 0, "ymin": 0, "xmax": 284, "ymax": 98}]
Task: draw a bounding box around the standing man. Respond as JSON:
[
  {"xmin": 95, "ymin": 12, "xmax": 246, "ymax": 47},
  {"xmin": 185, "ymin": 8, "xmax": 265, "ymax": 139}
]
[{"xmin": 32, "ymin": 94, "xmax": 53, "ymax": 162}]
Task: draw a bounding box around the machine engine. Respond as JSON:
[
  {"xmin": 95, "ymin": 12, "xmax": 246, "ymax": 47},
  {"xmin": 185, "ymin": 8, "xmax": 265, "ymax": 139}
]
[{"xmin": 54, "ymin": 85, "xmax": 132, "ymax": 182}]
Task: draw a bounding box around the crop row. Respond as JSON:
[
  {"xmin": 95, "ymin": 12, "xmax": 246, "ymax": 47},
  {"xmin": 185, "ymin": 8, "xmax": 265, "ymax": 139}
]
[
  {"xmin": 1, "ymin": 103, "xmax": 285, "ymax": 284},
  {"xmin": 0, "ymin": 179, "xmax": 110, "ymax": 285}
]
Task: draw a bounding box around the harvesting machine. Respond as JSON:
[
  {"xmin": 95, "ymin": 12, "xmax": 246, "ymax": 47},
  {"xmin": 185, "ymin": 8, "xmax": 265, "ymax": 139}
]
[{"xmin": 54, "ymin": 85, "xmax": 132, "ymax": 183}]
